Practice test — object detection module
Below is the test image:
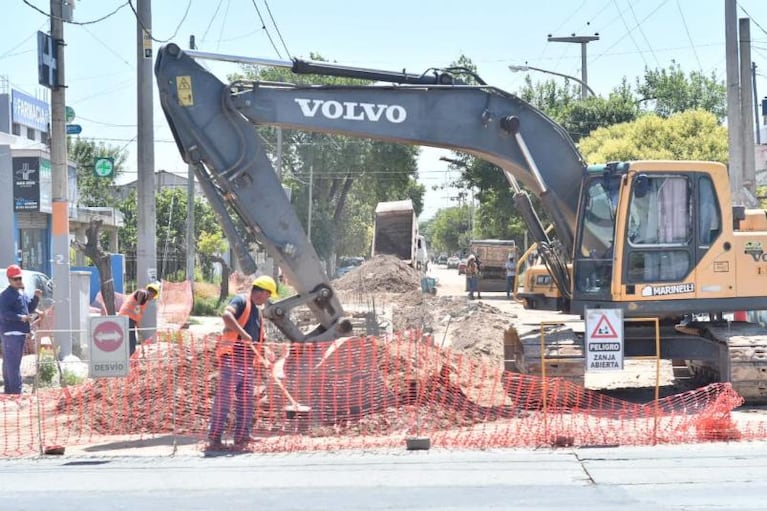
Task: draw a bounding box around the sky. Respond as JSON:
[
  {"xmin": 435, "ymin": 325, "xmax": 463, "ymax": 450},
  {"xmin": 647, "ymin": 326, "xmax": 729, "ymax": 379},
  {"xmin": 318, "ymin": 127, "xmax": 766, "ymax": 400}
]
[{"xmin": 4, "ymin": 0, "xmax": 767, "ymax": 219}]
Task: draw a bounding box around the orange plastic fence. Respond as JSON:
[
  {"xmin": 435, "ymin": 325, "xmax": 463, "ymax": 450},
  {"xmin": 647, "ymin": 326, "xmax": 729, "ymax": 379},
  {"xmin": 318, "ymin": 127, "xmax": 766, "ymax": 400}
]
[
  {"xmin": 1, "ymin": 331, "xmax": 763, "ymax": 456},
  {"xmin": 91, "ymin": 280, "xmax": 193, "ymax": 329}
]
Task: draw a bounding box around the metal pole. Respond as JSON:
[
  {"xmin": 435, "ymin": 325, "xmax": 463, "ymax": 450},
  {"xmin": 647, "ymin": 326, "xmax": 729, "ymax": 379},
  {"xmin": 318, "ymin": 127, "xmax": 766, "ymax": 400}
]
[
  {"xmin": 546, "ymin": 34, "xmax": 599, "ymax": 100},
  {"xmin": 273, "ymin": 128, "xmax": 282, "ymax": 283},
  {"xmin": 307, "ymin": 162, "xmax": 313, "ymax": 241},
  {"xmin": 186, "ymin": 36, "xmax": 196, "ymax": 283},
  {"xmin": 726, "ymin": 0, "xmax": 744, "ymax": 203},
  {"xmin": 136, "ymin": 0, "xmax": 157, "ymax": 335},
  {"xmin": 580, "ymin": 42, "xmax": 589, "ymax": 101},
  {"xmin": 50, "ymin": 0, "xmax": 73, "ymax": 358}
]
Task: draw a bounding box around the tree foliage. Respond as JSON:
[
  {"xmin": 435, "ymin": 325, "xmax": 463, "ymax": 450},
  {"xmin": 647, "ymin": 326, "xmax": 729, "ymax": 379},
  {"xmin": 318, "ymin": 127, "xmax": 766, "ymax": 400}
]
[
  {"xmin": 578, "ymin": 110, "xmax": 728, "ymax": 164},
  {"xmin": 67, "ymin": 138, "xmax": 126, "ymax": 207},
  {"xmin": 636, "ymin": 62, "xmax": 727, "ymax": 121}
]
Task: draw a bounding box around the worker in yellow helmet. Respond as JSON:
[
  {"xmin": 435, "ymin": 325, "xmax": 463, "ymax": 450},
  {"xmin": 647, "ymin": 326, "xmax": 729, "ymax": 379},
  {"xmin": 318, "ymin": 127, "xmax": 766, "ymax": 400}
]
[
  {"xmin": 118, "ymin": 282, "xmax": 160, "ymax": 355},
  {"xmin": 208, "ymin": 275, "xmax": 277, "ymax": 450}
]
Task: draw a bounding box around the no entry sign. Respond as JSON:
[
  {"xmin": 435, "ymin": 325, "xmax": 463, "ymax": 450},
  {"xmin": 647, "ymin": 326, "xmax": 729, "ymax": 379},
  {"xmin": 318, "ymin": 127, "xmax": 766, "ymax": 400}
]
[{"xmin": 89, "ymin": 315, "xmax": 129, "ymax": 377}]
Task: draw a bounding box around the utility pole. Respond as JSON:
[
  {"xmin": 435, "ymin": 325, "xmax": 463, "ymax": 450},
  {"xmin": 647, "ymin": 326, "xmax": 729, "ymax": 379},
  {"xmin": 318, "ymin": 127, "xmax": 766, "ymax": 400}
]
[
  {"xmin": 50, "ymin": 0, "xmax": 73, "ymax": 358},
  {"xmin": 725, "ymin": 0, "xmax": 744, "ymax": 203},
  {"xmin": 547, "ymin": 34, "xmax": 600, "ymax": 100},
  {"xmin": 739, "ymin": 17, "xmax": 756, "ymax": 200},
  {"xmin": 753, "ymin": 63, "xmax": 760, "ymax": 145},
  {"xmin": 136, "ymin": 0, "xmax": 157, "ymax": 334}
]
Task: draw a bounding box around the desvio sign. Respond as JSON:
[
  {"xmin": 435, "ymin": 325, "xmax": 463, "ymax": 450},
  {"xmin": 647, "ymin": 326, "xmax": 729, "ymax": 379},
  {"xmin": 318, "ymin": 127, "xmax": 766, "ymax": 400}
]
[{"xmin": 88, "ymin": 315, "xmax": 129, "ymax": 378}]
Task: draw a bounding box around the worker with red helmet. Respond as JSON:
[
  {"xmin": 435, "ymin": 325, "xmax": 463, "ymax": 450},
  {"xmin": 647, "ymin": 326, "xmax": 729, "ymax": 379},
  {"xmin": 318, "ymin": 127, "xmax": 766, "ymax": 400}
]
[
  {"xmin": 208, "ymin": 275, "xmax": 277, "ymax": 450},
  {"xmin": 118, "ymin": 282, "xmax": 160, "ymax": 356},
  {"xmin": 0, "ymin": 265, "xmax": 41, "ymax": 394}
]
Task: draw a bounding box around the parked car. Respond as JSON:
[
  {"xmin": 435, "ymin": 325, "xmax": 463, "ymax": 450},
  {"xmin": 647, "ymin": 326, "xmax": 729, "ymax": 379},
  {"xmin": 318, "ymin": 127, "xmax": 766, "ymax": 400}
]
[
  {"xmin": 0, "ymin": 268, "xmax": 54, "ymax": 310},
  {"xmin": 334, "ymin": 256, "xmax": 365, "ymax": 279},
  {"xmin": 457, "ymin": 258, "xmax": 468, "ymax": 275},
  {"xmin": 436, "ymin": 254, "xmax": 448, "ymax": 265},
  {"xmin": 446, "ymin": 256, "xmax": 460, "ymax": 269}
]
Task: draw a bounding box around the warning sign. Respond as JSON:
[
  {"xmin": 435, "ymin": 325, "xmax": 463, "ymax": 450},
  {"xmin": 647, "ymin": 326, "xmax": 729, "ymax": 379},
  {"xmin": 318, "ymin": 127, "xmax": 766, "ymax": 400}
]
[
  {"xmin": 89, "ymin": 316, "xmax": 129, "ymax": 378},
  {"xmin": 176, "ymin": 75, "xmax": 193, "ymax": 106},
  {"xmin": 585, "ymin": 309, "xmax": 623, "ymax": 372}
]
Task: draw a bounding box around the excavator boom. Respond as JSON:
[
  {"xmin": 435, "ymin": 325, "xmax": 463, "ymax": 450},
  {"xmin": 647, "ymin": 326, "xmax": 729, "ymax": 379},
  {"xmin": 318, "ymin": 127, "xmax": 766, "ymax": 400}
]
[{"xmin": 154, "ymin": 44, "xmax": 587, "ymax": 340}]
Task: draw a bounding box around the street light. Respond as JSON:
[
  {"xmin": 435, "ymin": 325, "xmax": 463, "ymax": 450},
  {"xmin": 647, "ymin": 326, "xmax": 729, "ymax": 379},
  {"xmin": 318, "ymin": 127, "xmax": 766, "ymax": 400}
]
[{"xmin": 508, "ymin": 64, "xmax": 596, "ymax": 98}]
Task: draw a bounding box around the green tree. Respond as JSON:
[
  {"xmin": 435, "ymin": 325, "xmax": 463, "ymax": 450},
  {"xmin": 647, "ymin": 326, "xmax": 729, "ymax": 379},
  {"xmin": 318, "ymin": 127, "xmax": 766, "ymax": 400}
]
[
  {"xmin": 637, "ymin": 62, "xmax": 727, "ymax": 121},
  {"xmin": 68, "ymin": 138, "xmax": 126, "ymax": 207},
  {"xmin": 119, "ymin": 187, "xmax": 221, "ymax": 282},
  {"xmin": 578, "ymin": 110, "xmax": 728, "ymax": 164},
  {"xmin": 428, "ymin": 205, "xmax": 472, "ymax": 255}
]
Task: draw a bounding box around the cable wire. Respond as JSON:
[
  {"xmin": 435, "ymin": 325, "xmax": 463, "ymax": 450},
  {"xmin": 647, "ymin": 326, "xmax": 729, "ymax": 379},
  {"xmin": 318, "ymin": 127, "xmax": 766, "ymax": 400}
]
[
  {"xmin": 127, "ymin": 0, "xmax": 192, "ymax": 43},
  {"xmin": 612, "ymin": 0, "xmax": 648, "ymax": 67},
  {"xmin": 263, "ymin": 0, "xmax": 291, "ymax": 59},
  {"xmin": 250, "ymin": 0, "xmax": 283, "ymax": 59},
  {"xmin": 676, "ymin": 0, "xmax": 702, "ymax": 71},
  {"xmin": 629, "ymin": 0, "xmax": 660, "ymax": 67},
  {"xmin": 21, "ymin": 0, "xmax": 130, "ymax": 25}
]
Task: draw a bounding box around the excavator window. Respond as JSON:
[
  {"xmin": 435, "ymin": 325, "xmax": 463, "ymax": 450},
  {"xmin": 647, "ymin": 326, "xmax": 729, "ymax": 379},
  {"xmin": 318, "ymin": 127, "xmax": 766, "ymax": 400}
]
[
  {"xmin": 697, "ymin": 176, "xmax": 720, "ymax": 246},
  {"xmin": 626, "ymin": 174, "xmax": 693, "ymax": 283}
]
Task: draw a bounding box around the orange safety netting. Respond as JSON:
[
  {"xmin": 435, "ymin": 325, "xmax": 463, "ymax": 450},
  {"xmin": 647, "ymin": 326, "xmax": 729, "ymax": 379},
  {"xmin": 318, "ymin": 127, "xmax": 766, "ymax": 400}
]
[
  {"xmin": 0, "ymin": 331, "xmax": 763, "ymax": 457},
  {"xmin": 156, "ymin": 280, "xmax": 193, "ymax": 329},
  {"xmin": 90, "ymin": 280, "xmax": 193, "ymax": 329}
]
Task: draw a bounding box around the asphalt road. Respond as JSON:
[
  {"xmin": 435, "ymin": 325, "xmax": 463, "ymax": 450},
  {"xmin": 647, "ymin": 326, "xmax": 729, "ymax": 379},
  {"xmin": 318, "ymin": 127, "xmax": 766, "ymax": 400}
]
[{"xmin": 2, "ymin": 443, "xmax": 767, "ymax": 510}]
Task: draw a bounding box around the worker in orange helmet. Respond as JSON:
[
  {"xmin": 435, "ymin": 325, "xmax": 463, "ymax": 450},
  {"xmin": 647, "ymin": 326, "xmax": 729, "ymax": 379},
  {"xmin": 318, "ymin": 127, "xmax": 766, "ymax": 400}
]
[
  {"xmin": 208, "ymin": 275, "xmax": 277, "ymax": 450},
  {"xmin": 118, "ymin": 282, "xmax": 160, "ymax": 356}
]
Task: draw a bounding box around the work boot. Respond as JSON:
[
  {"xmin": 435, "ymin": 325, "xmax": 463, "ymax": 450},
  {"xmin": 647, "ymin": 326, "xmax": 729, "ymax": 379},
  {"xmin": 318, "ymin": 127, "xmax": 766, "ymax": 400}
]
[
  {"xmin": 206, "ymin": 437, "xmax": 225, "ymax": 451},
  {"xmin": 468, "ymin": 293, "xmax": 474, "ymax": 300},
  {"xmin": 477, "ymin": 293, "xmax": 481, "ymax": 299}
]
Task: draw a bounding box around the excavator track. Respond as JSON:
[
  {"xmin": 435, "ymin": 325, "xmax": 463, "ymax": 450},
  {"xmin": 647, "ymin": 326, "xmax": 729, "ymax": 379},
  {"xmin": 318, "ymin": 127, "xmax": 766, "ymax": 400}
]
[
  {"xmin": 686, "ymin": 322, "xmax": 767, "ymax": 404},
  {"xmin": 505, "ymin": 320, "xmax": 767, "ymax": 403}
]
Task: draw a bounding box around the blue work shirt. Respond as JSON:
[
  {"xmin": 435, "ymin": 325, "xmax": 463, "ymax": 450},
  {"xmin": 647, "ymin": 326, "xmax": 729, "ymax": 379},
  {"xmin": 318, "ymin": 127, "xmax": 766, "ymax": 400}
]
[
  {"xmin": 228, "ymin": 295, "xmax": 263, "ymax": 341},
  {"xmin": 0, "ymin": 285, "xmax": 40, "ymax": 334}
]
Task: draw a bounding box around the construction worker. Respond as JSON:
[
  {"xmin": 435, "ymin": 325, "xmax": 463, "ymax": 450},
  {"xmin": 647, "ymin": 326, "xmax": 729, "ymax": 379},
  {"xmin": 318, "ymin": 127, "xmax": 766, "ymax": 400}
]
[
  {"xmin": 466, "ymin": 254, "xmax": 480, "ymax": 300},
  {"xmin": 118, "ymin": 282, "xmax": 160, "ymax": 356},
  {"xmin": 0, "ymin": 265, "xmax": 41, "ymax": 394},
  {"xmin": 208, "ymin": 275, "xmax": 277, "ymax": 450}
]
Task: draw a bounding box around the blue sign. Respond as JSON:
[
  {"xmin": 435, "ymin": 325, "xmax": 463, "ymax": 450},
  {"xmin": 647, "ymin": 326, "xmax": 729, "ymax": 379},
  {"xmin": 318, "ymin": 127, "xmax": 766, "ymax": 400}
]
[
  {"xmin": 11, "ymin": 89, "xmax": 50, "ymax": 132},
  {"xmin": 37, "ymin": 31, "xmax": 58, "ymax": 88},
  {"xmin": 66, "ymin": 124, "xmax": 82, "ymax": 135}
]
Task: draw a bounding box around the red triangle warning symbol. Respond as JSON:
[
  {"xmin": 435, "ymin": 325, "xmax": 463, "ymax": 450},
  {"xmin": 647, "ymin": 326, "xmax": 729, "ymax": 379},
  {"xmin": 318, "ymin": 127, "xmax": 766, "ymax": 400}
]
[{"xmin": 590, "ymin": 314, "xmax": 619, "ymax": 339}]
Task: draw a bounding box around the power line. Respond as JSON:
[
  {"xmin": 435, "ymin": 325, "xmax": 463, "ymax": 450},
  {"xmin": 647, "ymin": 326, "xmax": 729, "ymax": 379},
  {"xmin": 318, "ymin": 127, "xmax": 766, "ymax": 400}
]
[
  {"xmin": 676, "ymin": 0, "xmax": 702, "ymax": 71},
  {"xmin": 126, "ymin": 0, "xmax": 192, "ymax": 43},
  {"xmin": 263, "ymin": 0, "xmax": 292, "ymax": 59},
  {"xmin": 215, "ymin": 0, "xmax": 231, "ymax": 51},
  {"xmin": 21, "ymin": 0, "xmax": 130, "ymax": 25},
  {"xmin": 612, "ymin": 0, "xmax": 648, "ymax": 67},
  {"xmin": 201, "ymin": 0, "xmax": 225, "ymax": 44},
  {"xmin": 250, "ymin": 0, "xmax": 283, "ymax": 59},
  {"xmin": 628, "ymin": 1, "xmax": 660, "ymax": 67},
  {"xmin": 593, "ymin": 0, "xmax": 671, "ymax": 63}
]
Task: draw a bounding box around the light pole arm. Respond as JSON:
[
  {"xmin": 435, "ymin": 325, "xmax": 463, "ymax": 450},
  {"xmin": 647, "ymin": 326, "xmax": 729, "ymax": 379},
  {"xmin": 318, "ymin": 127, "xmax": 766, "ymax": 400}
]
[{"xmin": 508, "ymin": 65, "xmax": 596, "ymax": 97}]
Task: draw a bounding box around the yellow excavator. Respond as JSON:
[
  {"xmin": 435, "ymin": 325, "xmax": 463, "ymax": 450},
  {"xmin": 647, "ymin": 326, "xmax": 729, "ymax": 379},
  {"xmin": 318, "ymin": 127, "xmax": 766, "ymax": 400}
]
[{"xmin": 155, "ymin": 44, "xmax": 767, "ymax": 401}]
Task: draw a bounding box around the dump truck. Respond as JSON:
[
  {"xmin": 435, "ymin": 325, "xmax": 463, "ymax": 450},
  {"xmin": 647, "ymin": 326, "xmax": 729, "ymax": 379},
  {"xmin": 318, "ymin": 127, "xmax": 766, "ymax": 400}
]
[
  {"xmin": 372, "ymin": 200, "xmax": 423, "ymax": 269},
  {"xmin": 466, "ymin": 239, "xmax": 516, "ymax": 292}
]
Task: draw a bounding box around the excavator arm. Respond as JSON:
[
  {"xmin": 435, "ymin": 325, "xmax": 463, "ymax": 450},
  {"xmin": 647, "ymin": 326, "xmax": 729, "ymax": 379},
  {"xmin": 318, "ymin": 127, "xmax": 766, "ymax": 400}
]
[{"xmin": 154, "ymin": 44, "xmax": 588, "ymax": 340}]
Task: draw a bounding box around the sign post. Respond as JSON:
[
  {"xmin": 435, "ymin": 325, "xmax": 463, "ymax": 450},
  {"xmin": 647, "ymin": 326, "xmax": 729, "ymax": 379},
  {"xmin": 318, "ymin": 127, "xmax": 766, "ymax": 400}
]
[
  {"xmin": 89, "ymin": 315, "xmax": 129, "ymax": 378},
  {"xmin": 584, "ymin": 308, "xmax": 624, "ymax": 372}
]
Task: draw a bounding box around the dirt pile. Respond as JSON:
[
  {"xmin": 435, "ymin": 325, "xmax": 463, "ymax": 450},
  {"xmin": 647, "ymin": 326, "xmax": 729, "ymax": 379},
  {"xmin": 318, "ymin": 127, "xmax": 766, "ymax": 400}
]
[
  {"xmin": 334, "ymin": 255, "xmax": 421, "ymax": 294},
  {"xmin": 335, "ymin": 256, "xmax": 512, "ymax": 365}
]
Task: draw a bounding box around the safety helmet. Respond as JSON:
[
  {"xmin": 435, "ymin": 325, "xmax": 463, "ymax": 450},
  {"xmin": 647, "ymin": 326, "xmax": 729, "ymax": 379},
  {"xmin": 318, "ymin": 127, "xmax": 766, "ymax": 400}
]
[
  {"xmin": 6, "ymin": 265, "xmax": 22, "ymax": 279},
  {"xmin": 252, "ymin": 275, "xmax": 277, "ymax": 297},
  {"xmin": 146, "ymin": 282, "xmax": 161, "ymax": 296}
]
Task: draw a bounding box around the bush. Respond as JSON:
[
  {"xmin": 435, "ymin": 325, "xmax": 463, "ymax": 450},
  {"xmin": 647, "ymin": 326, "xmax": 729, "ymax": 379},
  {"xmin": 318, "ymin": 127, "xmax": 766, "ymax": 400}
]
[
  {"xmin": 38, "ymin": 348, "xmax": 58, "ymax": 386},
  {"xmin": 192, "ymin": 295, "xmax": 229, "ymax": 316}
]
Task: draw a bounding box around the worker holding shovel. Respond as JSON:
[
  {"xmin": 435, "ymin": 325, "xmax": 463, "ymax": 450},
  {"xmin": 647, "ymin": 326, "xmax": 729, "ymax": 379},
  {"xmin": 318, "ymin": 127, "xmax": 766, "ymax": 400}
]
[{"xmin": 207, "ymin": 276, "xmax": 278, "ymax": 450}]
